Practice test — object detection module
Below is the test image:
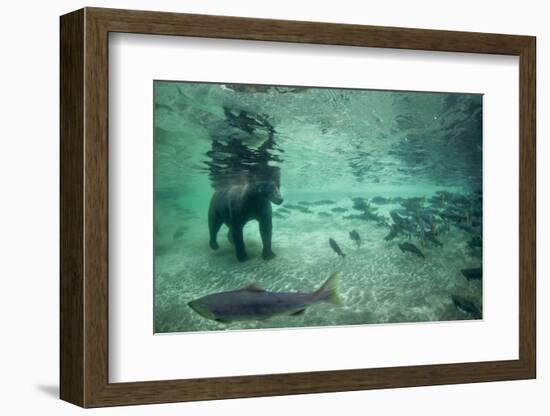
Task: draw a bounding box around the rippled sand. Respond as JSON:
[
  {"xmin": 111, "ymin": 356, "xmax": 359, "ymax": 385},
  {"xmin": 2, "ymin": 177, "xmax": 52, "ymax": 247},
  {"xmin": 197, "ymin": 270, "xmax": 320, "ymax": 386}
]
[{"xmin": 154, "ymin": 197, "xmax": 482, "ymax": 333}]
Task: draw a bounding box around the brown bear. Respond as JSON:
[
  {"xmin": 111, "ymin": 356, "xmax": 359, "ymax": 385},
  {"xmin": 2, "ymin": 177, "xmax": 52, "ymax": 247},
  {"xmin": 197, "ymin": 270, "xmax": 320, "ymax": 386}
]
[{"xmin": 208, "ymin": 168, "xmax": 283, "ymax": 262}]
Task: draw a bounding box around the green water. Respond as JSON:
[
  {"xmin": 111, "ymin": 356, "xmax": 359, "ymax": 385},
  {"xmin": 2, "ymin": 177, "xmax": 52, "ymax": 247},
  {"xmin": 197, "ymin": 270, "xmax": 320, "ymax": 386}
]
[{"xmin": 154, "ymin": 81, "xmax": 482, "ymax": 333}]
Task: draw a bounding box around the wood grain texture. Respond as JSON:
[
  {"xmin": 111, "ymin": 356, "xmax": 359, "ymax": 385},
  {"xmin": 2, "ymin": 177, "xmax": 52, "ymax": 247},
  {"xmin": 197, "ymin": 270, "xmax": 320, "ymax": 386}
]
[
  {"xmin": 59, "ymin": 7, "xmax": 537, "ymax": 408},
  {"xmin": 83, "ymin": 11, "xmax": 110, "ymax": 406},
  {"xmin": 518, "ymin": 38, "xmax": 536, "ymax": 376},
  {"xmin": 89, "ymin": 7, "xmax": 532, "ymax": 54},
  {"xmin": 59, "ymin": 8, "xmax": 84, "ymax": 407}
]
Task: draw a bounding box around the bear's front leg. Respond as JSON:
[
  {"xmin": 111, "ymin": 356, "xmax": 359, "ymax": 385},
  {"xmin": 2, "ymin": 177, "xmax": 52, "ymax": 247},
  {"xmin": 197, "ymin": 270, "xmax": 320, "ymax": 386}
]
[
  {"xmin": 231, "ymin": 224, "xmax": 249, "ymax": 262},
  {"xmin": 259, "ymin": 215, "xmax": 276, "ymax": 260}
]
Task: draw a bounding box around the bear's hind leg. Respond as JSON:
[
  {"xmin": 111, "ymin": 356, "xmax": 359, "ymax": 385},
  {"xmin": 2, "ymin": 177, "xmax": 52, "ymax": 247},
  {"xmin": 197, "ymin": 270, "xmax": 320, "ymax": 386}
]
[{"xmin": 208, "ymin": 214, "xmax": 222, "ymax": 250}]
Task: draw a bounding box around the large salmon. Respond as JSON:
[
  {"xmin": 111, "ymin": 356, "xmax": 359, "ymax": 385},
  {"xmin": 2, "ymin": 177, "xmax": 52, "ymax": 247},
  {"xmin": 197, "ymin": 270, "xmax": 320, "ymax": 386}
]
[{"xmin": 188, "ymin": 273, "xmax": 341, "ymax": 323}]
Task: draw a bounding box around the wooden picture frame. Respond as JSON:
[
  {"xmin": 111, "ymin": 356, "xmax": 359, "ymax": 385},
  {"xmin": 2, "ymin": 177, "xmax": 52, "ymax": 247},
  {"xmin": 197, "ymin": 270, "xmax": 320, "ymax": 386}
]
[{"xmin": 60, "ymin": 7, "xmax": 536, "ymax": 408}]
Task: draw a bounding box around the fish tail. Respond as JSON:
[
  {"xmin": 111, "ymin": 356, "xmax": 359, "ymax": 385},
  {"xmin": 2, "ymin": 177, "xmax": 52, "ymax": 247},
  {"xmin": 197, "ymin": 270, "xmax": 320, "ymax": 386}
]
[{"xmin": 316, "ymin": 272, "xmax": 342, "ymax": 305}]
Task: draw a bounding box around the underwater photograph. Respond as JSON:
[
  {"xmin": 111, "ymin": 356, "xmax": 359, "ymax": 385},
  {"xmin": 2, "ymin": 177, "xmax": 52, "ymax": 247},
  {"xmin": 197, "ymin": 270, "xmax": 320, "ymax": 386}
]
[{"xmin": 153, "ymin": 81, "xmax": 483, "ymax": 334}]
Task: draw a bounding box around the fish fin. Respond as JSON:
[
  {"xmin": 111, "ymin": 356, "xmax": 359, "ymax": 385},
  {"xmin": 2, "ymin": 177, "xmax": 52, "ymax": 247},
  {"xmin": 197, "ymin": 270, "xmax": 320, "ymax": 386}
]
[
  {"xmin": 242, "ymin": 284, "xmax": 265, "ymax": 292},
  {"xmin": 290, "ymin": 309, "xmax": 306, "ymax": 316},
  {"xmin": 316, "ymin": 272, "xmax": 342, "ymax": 305}
]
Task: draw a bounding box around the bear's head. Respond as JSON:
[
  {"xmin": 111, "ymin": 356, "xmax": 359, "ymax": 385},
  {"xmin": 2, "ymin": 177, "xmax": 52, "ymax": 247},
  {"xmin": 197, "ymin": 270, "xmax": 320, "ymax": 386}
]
[
  {"xmin": 253, "ymin": 166, "xmax": 283, "ymax": 205},
  {"xmin": 256, "ymin": 181, "xmax": 283, "ymax": 205}
]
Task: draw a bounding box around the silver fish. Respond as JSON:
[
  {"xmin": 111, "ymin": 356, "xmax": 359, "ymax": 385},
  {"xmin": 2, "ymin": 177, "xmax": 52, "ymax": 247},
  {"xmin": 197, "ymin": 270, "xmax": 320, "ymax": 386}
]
[
  {"xmin": 398, "ymin": 242, "xmax": 425, "ymax": 258},
  {"xmin": 349, "ymin": 230, "xmax": 361, "ymax": 247},
  {"xmin": 461, "ymin": 267, "xmax": 482, "ymax": 281},
  {"xmin": 188, "ymin": 273, "xmax": 341, "ymax": 323},
  {"xmin": 451, "ymin": 295, "xmax": 482, "ymax": 319},
  {"xmin": 329, "ymin": 238, "xmax": 346, "ymax": 258}
]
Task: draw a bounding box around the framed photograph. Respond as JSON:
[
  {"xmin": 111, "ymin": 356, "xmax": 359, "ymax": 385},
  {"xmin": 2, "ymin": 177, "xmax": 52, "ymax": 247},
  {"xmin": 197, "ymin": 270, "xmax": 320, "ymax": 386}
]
[{"xmin": 60, "ymin": 7, "xmax": 536, "ymax": 408}]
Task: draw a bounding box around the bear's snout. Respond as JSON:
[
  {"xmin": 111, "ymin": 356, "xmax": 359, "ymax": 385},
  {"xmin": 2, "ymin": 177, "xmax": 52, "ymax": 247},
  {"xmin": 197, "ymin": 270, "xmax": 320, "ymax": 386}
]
[{"xmin": 271, "ymin": 188, "xmax": 283, "ymax": 205}]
